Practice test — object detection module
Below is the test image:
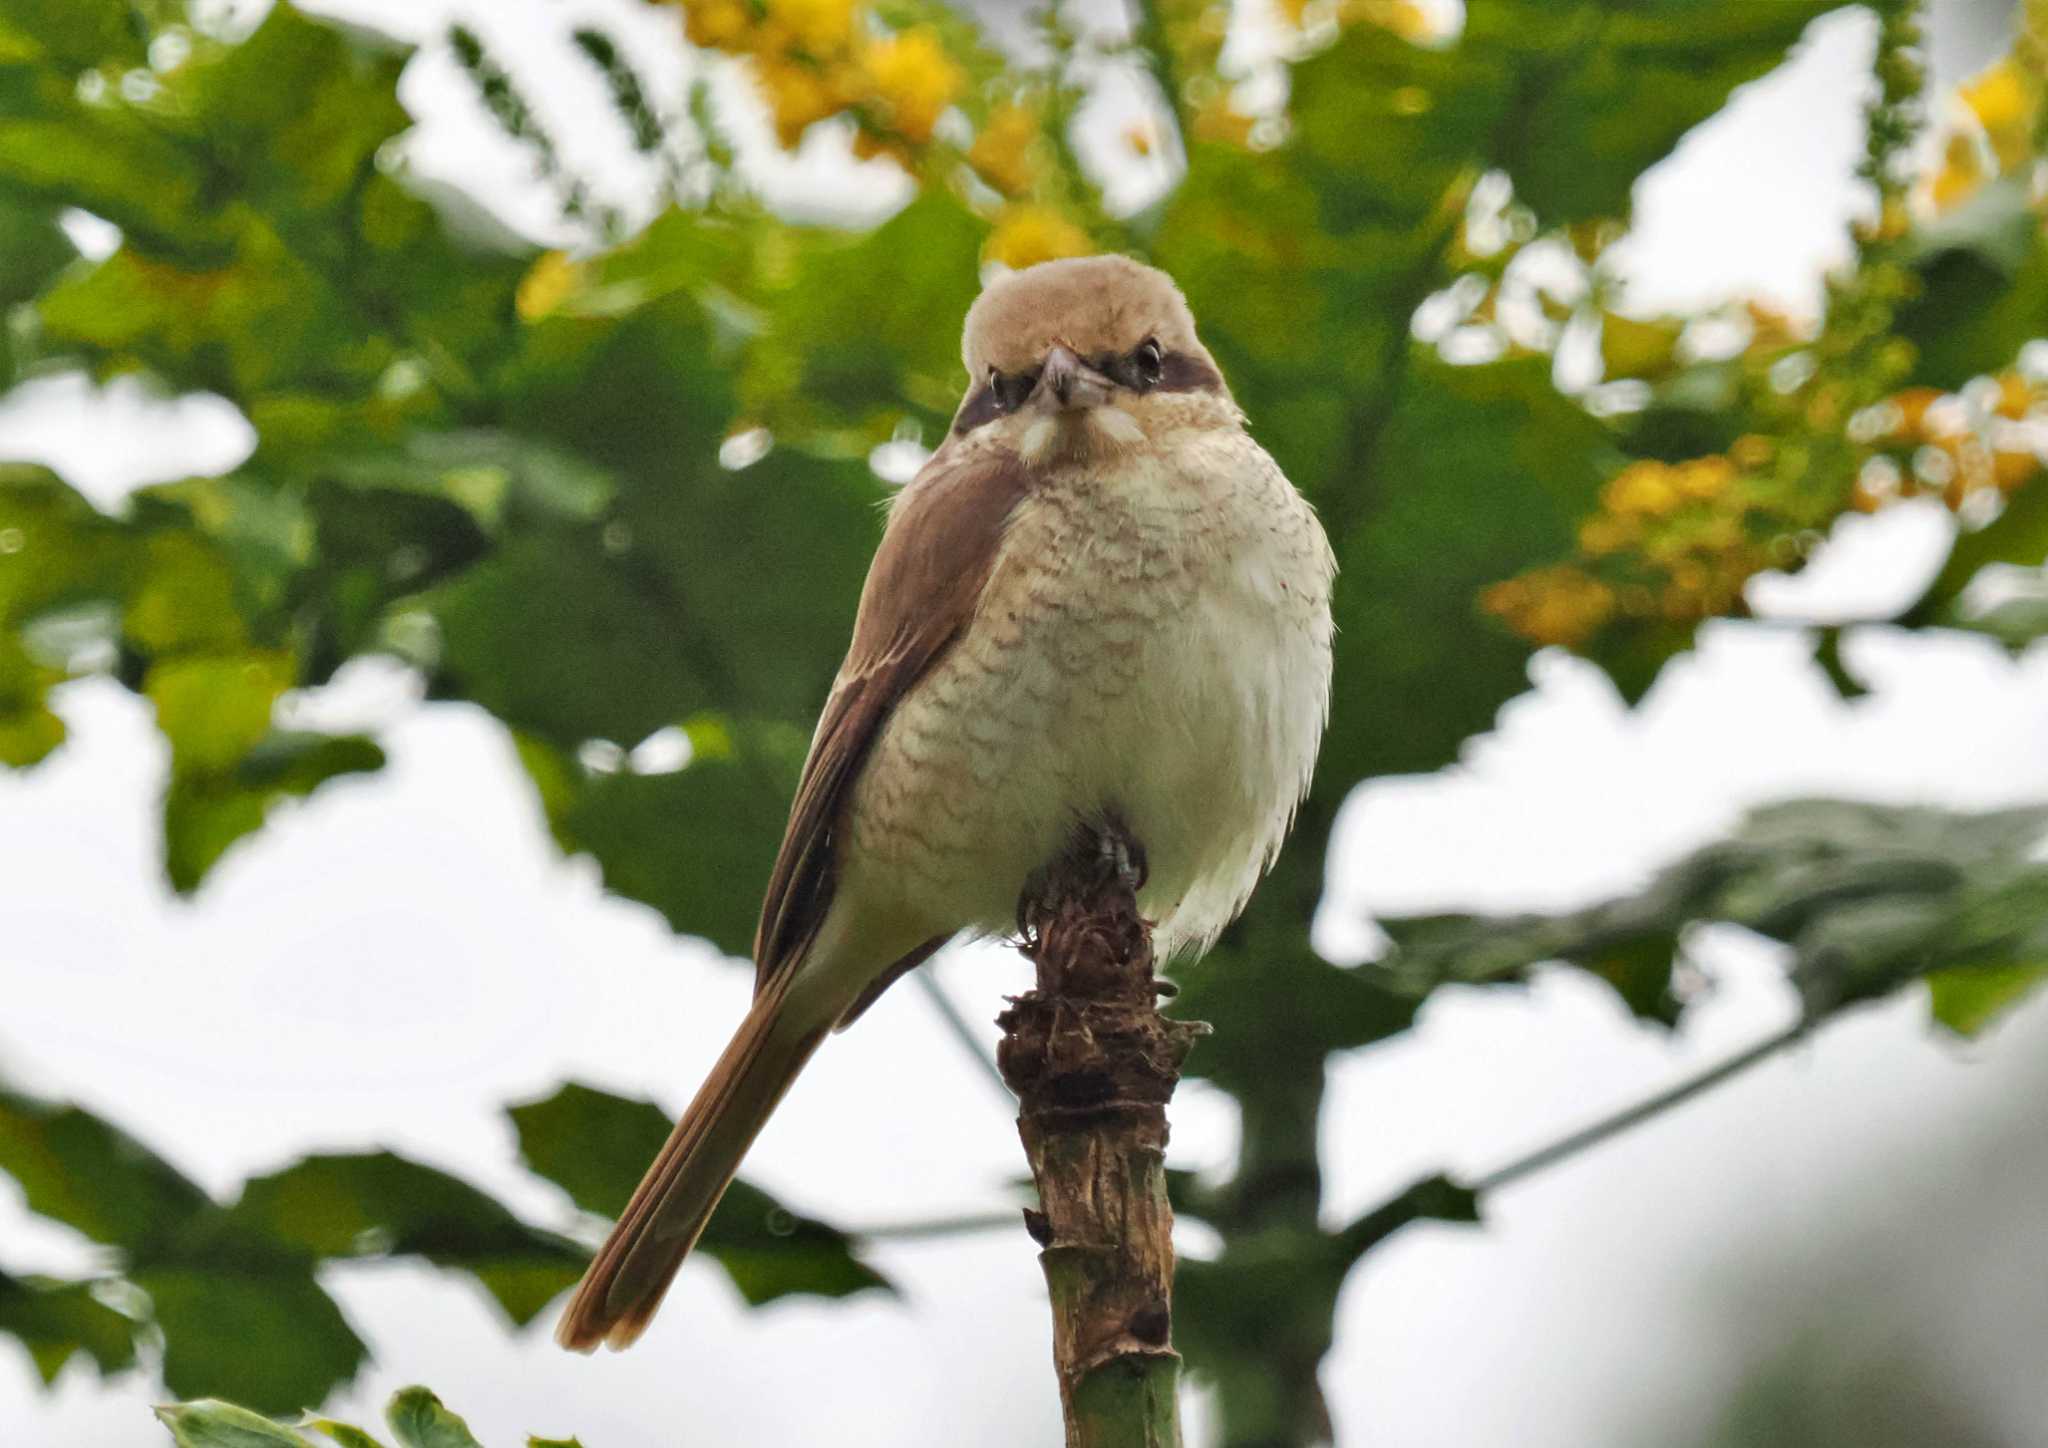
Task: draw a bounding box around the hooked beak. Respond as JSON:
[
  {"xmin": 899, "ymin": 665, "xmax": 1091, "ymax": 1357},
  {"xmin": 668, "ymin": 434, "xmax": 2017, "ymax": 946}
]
[{"xmin": 1034, "ymin": 344, "xmax": 1114, "ymax": 411}]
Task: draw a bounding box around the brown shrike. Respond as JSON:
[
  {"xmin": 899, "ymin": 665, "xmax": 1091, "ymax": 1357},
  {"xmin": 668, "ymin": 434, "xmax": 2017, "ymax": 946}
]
[{"xmin": 556, "ymin": 254, "xmax": 1334, "ymax": 1351}]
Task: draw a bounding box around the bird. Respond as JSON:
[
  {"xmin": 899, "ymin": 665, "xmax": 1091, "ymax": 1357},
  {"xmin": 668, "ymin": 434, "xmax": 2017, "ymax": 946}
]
[{"xmin": 556, "ymin": 253, "xmax": 1335, "ymax": 1352}]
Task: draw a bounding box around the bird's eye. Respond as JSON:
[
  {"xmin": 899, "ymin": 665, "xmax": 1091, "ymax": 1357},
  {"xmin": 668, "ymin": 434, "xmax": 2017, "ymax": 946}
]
[
  {"xmin": 990, "ymin": 368, "xmax": 1035, "ymax": 412},
  {"xmin": 1127, "ymin": 338, "xmax": 1164, "ymax": 391}
]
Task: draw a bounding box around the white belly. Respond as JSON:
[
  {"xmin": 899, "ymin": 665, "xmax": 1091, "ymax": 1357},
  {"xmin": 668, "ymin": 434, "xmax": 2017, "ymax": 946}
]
[{"xmin": 845, "ymin": 430, "xmax": 1334, "ymax": 957}]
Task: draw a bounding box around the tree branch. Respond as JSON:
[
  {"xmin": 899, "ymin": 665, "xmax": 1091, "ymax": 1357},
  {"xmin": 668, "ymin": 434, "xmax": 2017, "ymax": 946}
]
[
  {"xmin": 1332, "ymin": 1016, "xmax": 1813, "ymax": 1270},
  {"xmin": 998, "ymin": 831, "xmax": 1204, "ymax": 1448},
  {"xmin": 1463, "ymin": 1017, "xmax": 1809, "ymax": 1195}
]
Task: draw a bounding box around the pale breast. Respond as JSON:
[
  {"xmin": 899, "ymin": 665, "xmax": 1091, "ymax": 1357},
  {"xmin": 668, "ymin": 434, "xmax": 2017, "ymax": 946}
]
[{"xmin": 846, "ymin": 426, "xmax": 1334, "ymax": 955}]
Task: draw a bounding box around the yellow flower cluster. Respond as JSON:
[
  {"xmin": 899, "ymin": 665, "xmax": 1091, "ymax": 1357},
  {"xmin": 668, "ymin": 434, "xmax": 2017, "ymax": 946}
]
[
  {"xmin": 1488, "ymin": 365, "xmax": 2046, "ymax": 653},
  {"xmin": 984, "ymin": 203, "xmax": 1094, "ymax": 270},
  {"xmin": 1485, "ymin": 451, "xmax": 1772, "ymax": 648},
  {"xmin": 1479, "ymin": 566, "xmax": 1616, "ymax": 651},
  {"xmin": 665, "ymin": 0, "xmax": 964, "ymax": 159},
  {"xmin": 1850, "ymin": 372, "xmax": 2045, "ymax": 512},
  {"xmin": 965, "ymin": 101, "xmax": 1042, "ymax": 198}
]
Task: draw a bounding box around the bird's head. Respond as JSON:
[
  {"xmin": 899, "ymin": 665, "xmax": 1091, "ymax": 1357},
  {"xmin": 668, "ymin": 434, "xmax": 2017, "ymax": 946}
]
[{"xmin": 952, "ymin": 255, "xmax": 1236, "ymax": 464}]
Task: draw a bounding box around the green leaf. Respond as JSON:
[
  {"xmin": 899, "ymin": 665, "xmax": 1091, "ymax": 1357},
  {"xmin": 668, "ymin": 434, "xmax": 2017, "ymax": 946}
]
[
  {"xmin": 302, "ymin": 1420, "xmax": 390, "ymax": 1448},
  {"xmin": 39, "ymin": 220, "xmax": 367, "ymax": 400},
  {"xmin": 1286, "ymin": 20, "xmax": 1503, "ymax": 236},
  {"xmin": 357, "ymin": 431, "xmax": 616, "ymax": 526},
  {"xmin": 506, "ymin": 1083, "xmax": 665, "ymax": 1223},
  {"xmin": 148, "ymin": 652, "xmax": 294, "ymax": 771},
  {"xmin": 0, "ymin": 632, "xmax": 66, "ymax": 766},
  {"xmin": 0, "ymin": 114, "xmax": 214, "ymax": 256},
  {"xmin": 0, "ymin": 1086, "xmax": 212, "ymax": 1251},
  {"xmin": 705, "ymin": 1177, "xmax": 895, "ymax": 1306},
  {"xmin": 0, "ymin": 464, "xmax": 129, "ymax": 629},
  {"xmin": 385, "ymin": 1387, "xmax": 485, "ymax": 1448},
  {"xmin": 123, "ymin": 530, "xmax": 249, "ymax": 655},
  {"xmin": 1962, "ymin": 588, "xmax": 2048, "ymax": 653},
  {"xmin": 508, "ymin": 1082, "xmax": 891, "ymax": 1305},
  {"xmin": 0, "ymin": 0, "xmax": 148, "ymax": 72},
  {"xmin": 550, "ymin": 719, "xmax": 803, "ymax": 957},
  {"xmin": 164, "ymin": 729, "xmax": 385, "ymax": 893},
  {"xmin": 0, "ymin": 193, "xmax": 74, "ymax": 309},
  {"xmin": 1324, "ymin": 353, "xmax": 1613, "ymax": 782},
  {"xmin": 23, "ymin": 3, "xmax": 521, "ymax": 400},
  {"xmin": 421, "ymin": 532, "xmax": 707, "ymax": 749},
  {"xmin": 1893, "ymin": 180, "xmax": 2048, "ymax": 391},
  {"xmin": 1913, "ymin": 469, "xmax": 2048, "ymax": 624},
  {"xmin": 156, "ymin": 1401, "xmax": 311, "ymax": 1448},
  {"xmin": 0, "ymin": 1269, "xmax": 137, "ymax": 1385},
  {"xmin": 738, "ymin": 188, "xmax": 987, "ymax": 434},
  {"xmin": 220, "ymin": 1152, "xmax": 586, "ymax": 1327},
  {"xmin": 597, "ymin": 446, "xmax": 881, "ymax": 727},
  {"xmin": 1472, "ymin": 0, "xmax": 1848, "ymax": 224},
  {"xmin": 1373, "ymin": 800, "xmax": 2048, "ymax": 1027},
  {"xmin": 1926, "ymin": 961, "xmax": 2048, "ymax": 1037},
  {"xmin": 136, "ymin": 1264, "xmax": 369, "ymax": 1418},
  {"xmin": 196, "ymin": 3, "xmax": 411, "ymax": 216}
]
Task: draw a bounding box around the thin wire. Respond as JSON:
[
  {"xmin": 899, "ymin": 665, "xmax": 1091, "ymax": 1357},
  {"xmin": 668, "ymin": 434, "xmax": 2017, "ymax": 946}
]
[
  {"xmin": 852, "ymin": 1210, "xmax": 1023, "ymax": 1242},
  {"xmin": 914, "ymin": 967, "xmax": 1014, "ymax": 1100},
  {"xmin": 1464, "ymin": 1018, "xmax": 1808, "ymax": 1197}
]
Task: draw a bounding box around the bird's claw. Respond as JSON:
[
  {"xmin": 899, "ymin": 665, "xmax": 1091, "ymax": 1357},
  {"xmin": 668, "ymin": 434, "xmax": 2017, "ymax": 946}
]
[{"xmin": 1094, "ymin": 824, "xmax": 1148, "ymax": 895}]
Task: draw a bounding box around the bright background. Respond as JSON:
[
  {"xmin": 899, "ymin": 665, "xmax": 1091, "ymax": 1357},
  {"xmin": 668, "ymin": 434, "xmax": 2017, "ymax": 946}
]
[{"xmin": 5, "ymin": 2, "xmax": 2046, "ymax": 1445}]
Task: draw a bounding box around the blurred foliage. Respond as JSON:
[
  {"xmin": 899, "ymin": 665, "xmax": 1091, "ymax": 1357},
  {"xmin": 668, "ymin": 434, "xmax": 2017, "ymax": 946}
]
[
  {"xmin": 158, "ymin": 1384, "xmax": 581, "ymax": 1448},
  {"xmin": 0, "ymin": 1077, "xmax": 888, "ymax": 1416},
  {"xmin": 0, "ymin": 0, "xmax": 2042, "ymax": 1443},
  {"xmin": 1376, "ymin": 800, "xmax": 2048, "ymax": 1030}
]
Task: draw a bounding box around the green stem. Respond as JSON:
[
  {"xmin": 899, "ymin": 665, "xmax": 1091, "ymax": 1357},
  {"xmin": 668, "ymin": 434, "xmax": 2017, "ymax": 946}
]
[{"xmin": 1464, "ymin": 1018, "xmax": 1809, "ymax": 1195}]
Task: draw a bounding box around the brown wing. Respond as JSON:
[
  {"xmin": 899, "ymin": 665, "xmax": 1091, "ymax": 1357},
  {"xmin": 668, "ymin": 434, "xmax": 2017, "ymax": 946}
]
[{"xmin": 751, "ymin": 443, "xmax": 1033, "ymax": 997}]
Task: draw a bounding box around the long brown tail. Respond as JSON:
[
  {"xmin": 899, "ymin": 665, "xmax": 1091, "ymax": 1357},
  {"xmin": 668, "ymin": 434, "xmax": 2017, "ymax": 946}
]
[{"xmin": 556, "ymin": 984, "xmax": 829, "ymax": 1352}]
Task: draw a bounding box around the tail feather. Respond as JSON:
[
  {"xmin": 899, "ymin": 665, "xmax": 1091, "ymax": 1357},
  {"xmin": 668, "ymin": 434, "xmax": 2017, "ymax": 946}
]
[{"xmin": 556, "ymin": 986, "xmax": 829, "ymax": 1352}]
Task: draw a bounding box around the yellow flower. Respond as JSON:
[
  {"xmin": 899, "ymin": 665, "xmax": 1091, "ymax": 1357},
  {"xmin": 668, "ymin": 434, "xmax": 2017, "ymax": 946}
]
[
  {"xmin": 1673, "ymin": 456, "xmax": 1735, "ymax": 502},
  {"xmin": 1993, "ymin": 371, "xmax": 2038, "ymax": 420},
  {"xmin": 678, "ymin": 0, "xmax": 751, "ymax": 51},
  {"xmin": 1565, "ymin": 219, "xmax": 1622, "ymax": 265},
  {"xmin": 1889, "ymin": 386, "xmax": 1946, "ymax": 438},
  {"xmin": 1992, "ymin": 449, "xmax": 2038, "ymax": 493},
  {"xmin": 516, "ymin": 251, "xmax": 584, "ymax": 322},
  {"xmin": 754, "ymin": 54, "xmax": 840, "ymax": 146},
  {"xmin": 985, "ymin": 204, "xmax": 1094, "ymax": 270},
  {"xmin": 766, "ymin": 0, "xmax": 856, "ymax": 54},
  {"xmin": 1577, "ymin": 514, "xmax": 1635, "ymax": 556},
  {"xmin": 861, "ymin": 26, "xmax": 963, "ymax": 144},
  {"xmin": 1729, "ymin": 433, "xmax": 1774, "ymax": 470},
  {"xmin": 1602, "ymin": 461, "xmax": 1681, "ymax": 518},
  {"xmin": 968, "ymin": 102, "xmax": 1043, "ymax": 197},
  {"xmin": 1743, "ymin": 301, "xmax": 1804, "ymax": 350},
  {"xmin": 850, "ymin": 128, "xmax": 911, "ymax": 166},
  {"xmin": 1930, "ymin": 131, "xmax": 1986, "ymax": 211},
  {"xmin": 1340, "ymin": 0, "xmax": 1438, "ymax": 42},
  {"xmin": 1960, "ymin": 56, "xmax": 2039, "ymax": 172},
  {"xmin": 1481, "ymin": 567, "xmax": 1615, "ymax": 650},
  {"xmin": 1191, "ymin": 92, "xmax": 1255, "ymax": 147}
]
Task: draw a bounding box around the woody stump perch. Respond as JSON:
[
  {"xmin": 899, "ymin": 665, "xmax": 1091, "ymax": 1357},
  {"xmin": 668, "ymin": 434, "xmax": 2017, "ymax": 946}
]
[{"xmin": 999, "ymin": 827, "xmax": 1207, "ymax": 1448}]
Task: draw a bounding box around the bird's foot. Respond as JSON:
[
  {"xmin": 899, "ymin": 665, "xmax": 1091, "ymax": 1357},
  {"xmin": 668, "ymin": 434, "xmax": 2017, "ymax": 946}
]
[
  {"xmin": 1094, "ymin": 825, "xmax": 1149, "ymax": 896},
  {"xmin": 1013, "ymin": 819, "xmax": 1151, "ymax": 947}
]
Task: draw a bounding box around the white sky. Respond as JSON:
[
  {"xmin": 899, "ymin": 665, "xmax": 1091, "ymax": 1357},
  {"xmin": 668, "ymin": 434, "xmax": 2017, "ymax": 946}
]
[{"xmin": 4, "ymin": 4, "xmax": 2047, "ymax": 1446}]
